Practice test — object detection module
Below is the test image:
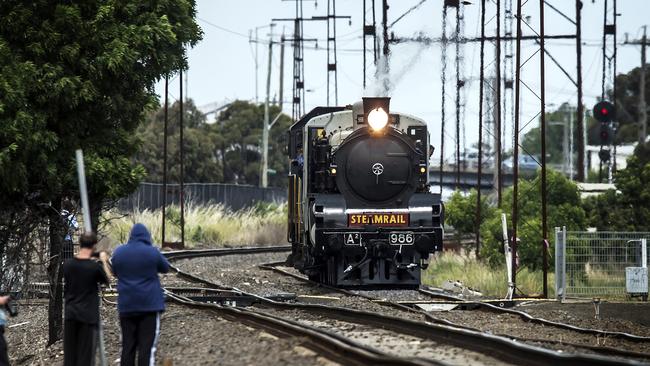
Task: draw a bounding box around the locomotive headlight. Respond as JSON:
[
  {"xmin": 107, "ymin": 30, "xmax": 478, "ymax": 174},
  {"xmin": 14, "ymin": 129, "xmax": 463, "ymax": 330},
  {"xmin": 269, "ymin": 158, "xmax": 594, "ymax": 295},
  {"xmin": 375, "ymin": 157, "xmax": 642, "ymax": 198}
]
[{"xmin": 367, "ymin": 107, "xmax": 389, "ymax": 131}]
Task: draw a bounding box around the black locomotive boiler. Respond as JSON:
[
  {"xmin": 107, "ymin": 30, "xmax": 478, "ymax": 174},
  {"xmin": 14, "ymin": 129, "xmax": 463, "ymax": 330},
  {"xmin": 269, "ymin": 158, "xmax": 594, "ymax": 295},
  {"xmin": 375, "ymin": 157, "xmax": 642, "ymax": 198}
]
[{"xmin": 287, "ymin": 97, "xmax": 444, "ymax": 286}]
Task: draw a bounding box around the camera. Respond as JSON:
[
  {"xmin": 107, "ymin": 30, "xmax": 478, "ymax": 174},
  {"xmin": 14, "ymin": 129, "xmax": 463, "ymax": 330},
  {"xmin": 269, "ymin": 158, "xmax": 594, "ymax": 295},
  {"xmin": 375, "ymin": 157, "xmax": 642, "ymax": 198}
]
[{"xmin": 5, "ymin": 297, "xmax": 17, "ymax": 317}]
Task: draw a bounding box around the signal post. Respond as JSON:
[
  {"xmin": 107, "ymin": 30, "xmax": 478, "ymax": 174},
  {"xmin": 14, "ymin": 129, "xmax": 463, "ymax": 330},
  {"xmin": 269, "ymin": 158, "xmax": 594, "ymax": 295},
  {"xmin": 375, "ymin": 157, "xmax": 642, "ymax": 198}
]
[{"xmin": 593, "ymin": 101, "xmax": 616, "ymax": 183}]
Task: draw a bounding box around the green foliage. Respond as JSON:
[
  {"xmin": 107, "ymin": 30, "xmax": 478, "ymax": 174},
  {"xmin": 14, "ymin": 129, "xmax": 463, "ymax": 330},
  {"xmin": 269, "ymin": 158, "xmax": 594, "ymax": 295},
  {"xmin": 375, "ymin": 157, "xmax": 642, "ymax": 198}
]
[
  {"xmin": 133, "ymin": 100, "xmax": 292, "ymax": 187},
  {"xmin": 445, "ymin": 189, "xmax": 494, "ymax": 238},
  {"xmin": 135, "ymin": 99, "xmax": 223, "ymax": 183},
  {"xmin": 210, "ymin": 101, "xmax": 292, "ymax": 187},
  {"xmin": 479, "ymin": 169, "xmax": 586, "ymax": 270},
  {"xmin": 608, "ymin": 66, "xmax": 650, "ymax": 144},
  {"xmin": 583, "ymin": 141, "xmax": 650, "ymax": 231},
  {"xmin": 521, "ymin": 103, "xmax": 575, "ymax": 165},
  {"xmin": 0, "ymin": 0, "xmax": 202, "ymax": 208}
]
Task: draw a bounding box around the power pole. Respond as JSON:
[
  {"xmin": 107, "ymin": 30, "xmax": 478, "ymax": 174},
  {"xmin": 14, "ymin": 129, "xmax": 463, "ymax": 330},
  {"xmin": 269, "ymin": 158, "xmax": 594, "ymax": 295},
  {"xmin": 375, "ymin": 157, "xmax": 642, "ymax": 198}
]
[
  {"xmin": 476, "ymin": 0, "xmax": 486, "ymax": 257},
  {"xmin": 569, "ymin": 108, "xmax": 574, "ymax": 180},
  {"xmin": 539, "ymin": 0, "xmax": 548, "ymax": 299},
  {"xmin": 162, "ymin": 75, "xmax": 169, "ymax": 245},
  {"xmin": 576, "ymin": 0, "xmax": 585, "ymax": 181},
  {"xmin": 261, "ymin": 25, "xmax": 275, "ymax": 188},
  {"xmin": 279, "ymin": 33, "xmax": 285, "ymax": 111},
  {"xmin": 496, "ymin": 0, "xmax": 503, "ymax": 207},
  {"xmin": 641, "ymin": 26, "xmax": 647, "ymax": 144},
  {"xmin": 362, "ymin": 0, "xmax": 378, "ymax": 88},
  {"xmin": 512, "ymin": 0, "xmax": 522, "ymax": 297},
  {"xmin": 179, "ymin": 69, "xmax": 185, "ymax": 248},
  {"xmin": 382, "ymin": 0, "xmax": 390, "ymax": 94}
]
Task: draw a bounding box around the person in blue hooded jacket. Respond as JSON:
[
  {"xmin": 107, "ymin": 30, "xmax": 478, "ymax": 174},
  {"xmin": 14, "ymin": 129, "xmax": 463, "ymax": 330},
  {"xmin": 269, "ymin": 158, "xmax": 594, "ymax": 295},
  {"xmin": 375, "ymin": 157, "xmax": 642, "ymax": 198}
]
[{"xmin": 111, "ymin": 223, "xmax": 169, "ymax": 366}]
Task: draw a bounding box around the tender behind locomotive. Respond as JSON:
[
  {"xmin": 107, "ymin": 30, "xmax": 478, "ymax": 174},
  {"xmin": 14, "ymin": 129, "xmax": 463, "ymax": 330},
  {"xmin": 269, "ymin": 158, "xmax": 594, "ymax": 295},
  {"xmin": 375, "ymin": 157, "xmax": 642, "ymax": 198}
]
[{"xmin": 287, "ymin": 97, "xmax": 444, "ymax": 286}]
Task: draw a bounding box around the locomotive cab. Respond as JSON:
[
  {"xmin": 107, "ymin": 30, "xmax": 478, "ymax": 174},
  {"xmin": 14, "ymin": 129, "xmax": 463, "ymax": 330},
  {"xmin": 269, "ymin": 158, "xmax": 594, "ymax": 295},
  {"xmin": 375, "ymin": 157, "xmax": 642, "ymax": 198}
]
[{"xmin": 287, "ymin": 97, "xmax": 444, "ymax": 287}]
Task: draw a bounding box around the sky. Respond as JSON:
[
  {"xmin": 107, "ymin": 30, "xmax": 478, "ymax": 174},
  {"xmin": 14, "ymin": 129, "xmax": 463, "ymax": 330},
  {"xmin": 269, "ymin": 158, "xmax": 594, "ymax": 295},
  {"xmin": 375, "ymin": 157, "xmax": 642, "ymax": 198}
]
[{"xmin": 154, "ymin": 0, "xmax": 649, "ymax": 163}]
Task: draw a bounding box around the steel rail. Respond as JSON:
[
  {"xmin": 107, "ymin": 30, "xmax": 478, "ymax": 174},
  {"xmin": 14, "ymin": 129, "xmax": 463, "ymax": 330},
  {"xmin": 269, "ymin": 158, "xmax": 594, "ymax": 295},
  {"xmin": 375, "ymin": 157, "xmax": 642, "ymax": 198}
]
[
  {"xmin": 164, "ymin": 290, "xmax": 443, "ymax": 366},
  {"xmin": 476, "ymin": 302, "xmax": 650, "ymax": 342},
  {"xmin": 258, "ymin": 262, "xmax": 650, "ymax": 362},
  {"xmin": 163, "ymin": 245, "xmax": 291, "ymax": 261},
  {"xmin": 169, "ymin": 262, "xmax": 642, "ymax": 366}
]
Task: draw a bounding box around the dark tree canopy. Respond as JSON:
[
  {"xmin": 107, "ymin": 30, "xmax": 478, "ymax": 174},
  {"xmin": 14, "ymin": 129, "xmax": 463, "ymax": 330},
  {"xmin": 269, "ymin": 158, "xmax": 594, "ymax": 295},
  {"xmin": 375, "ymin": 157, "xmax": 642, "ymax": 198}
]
[
  {"xmin": 0, "ymin": 0, "xmax": 202, "ymax": 207},
  {"xmin": 584, "ymin": 141, "xmax": 650, "ymax": 231},
  {"xmin": 133, "ymin": 99, "xmax": 293, "ymax": 188},
  {"xmin": 0, "ymin": 0, "xmax": 202, "ymax": 344},
  {"xmin": 212, "ymin": 101, "xmax": 292, "ymax": 187},
  {"xmin": 135, "ymin": 99, "xmax": 224, "ymax": 183},
  {"xmin": 609, "ymin": 66, "xmax": 650, "ymax": 144}
]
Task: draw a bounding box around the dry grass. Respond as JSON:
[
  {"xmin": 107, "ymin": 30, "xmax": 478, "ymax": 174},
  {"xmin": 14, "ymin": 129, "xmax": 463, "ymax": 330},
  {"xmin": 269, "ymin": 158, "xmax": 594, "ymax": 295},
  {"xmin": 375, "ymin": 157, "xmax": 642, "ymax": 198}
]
[
  {"xmin": 422, "ymin": 250, "xmax": 555, "ymax": 298},
  {"xmin": 99, "ymin": 202, "xmax": 287, "ymax": 249}
]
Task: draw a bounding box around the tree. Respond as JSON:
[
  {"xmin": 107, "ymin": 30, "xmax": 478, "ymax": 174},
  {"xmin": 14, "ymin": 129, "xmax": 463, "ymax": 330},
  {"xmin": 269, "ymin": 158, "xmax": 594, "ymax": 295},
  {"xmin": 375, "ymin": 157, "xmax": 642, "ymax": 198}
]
[
  {"xmin": 521, "ymin": 103, "xmax": 576, "ymax": 165},
  {"xmin": 480, "ymin": 170, "xmax": 586, "ymax": 270},
  {"xmin": 0, "ymin": 0, "xmax": 201, "ymax": 344},
  {"xmin": 445, "ymin": 189, "xmax": 495, "ymax": 249},
  {"xmin": 135, "ymin": 99, "xmax": 224, "ymax": 183},
  {"xmin": 211, "ymin": 101, "xmax": 292, "ymax": 187},
  {"xmin": 584, "ymin": 141, "xmax": 650, "ymax": 231},
  {"xmin": 608, "ymin": 66, "xmax": 650, "ymax": 144},
  {"xmin": 133, "ymin": 100, "xmax": 293, "ymax": 188}
]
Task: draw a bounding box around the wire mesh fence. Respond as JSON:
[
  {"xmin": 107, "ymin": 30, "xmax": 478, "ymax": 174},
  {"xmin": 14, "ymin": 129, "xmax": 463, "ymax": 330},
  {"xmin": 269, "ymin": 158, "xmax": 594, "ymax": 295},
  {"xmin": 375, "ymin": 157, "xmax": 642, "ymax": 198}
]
[
  {"xmin": 555, "ymin": 227, "xmax": 650, "ymax": 299},
  {"xmin": 117, "ymin": 182, "xmax": 286, "ymax": 211}
]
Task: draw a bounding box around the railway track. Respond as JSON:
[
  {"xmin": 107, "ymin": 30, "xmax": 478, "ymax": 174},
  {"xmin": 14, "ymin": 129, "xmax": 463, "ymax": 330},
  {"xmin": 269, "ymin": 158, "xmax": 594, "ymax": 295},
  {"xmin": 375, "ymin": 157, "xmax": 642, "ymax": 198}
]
[
  {"xmin": 260, "ymin": 262, "xmax": 650, "ymax": 361},
  {"xmin": 261, "ymin": 261, "xmax": 650, "ymax": 343},
  {"xmin": 164, "ymin": 288, "xmax": 440, "ymax": 366},
  {"xmin": 163, "ymin": 248, "xmax": 646, "ymax": 366}
]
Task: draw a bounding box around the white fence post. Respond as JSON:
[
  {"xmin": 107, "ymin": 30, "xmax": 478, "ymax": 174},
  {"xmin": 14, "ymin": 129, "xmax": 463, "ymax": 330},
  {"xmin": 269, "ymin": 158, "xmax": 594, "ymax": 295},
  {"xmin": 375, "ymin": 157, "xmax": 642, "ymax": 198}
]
[
  {"xmin": 643, "ymin": 239, "xmax": 647, "ymax": 269},
  {"xmin": 554, "ymin": 227, "xmax": 565, "ymax": 301}
]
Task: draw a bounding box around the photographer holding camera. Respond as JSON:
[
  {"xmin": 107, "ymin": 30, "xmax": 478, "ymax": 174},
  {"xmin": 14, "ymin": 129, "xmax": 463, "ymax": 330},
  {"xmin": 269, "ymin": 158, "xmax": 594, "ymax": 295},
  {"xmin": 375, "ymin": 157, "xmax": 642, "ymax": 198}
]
[{"xmin": 63, "ymin": 232, "xmax": 111, "ymax": 366}]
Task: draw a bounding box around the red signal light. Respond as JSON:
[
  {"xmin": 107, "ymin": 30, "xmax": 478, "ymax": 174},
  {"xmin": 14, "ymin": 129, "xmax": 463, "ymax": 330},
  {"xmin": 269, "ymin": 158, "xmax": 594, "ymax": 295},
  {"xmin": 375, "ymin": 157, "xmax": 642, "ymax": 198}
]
[{"xmin": 593, "ymin": 101, "xmax": 615, "ymax": 122}]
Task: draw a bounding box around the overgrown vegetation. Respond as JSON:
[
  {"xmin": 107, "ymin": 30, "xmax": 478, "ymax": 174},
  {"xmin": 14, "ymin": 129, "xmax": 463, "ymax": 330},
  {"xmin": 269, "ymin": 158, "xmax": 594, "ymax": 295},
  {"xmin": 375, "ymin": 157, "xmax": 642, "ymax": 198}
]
[
  {"xmin": 438, "ymin": 141, "xmax": 650, "ymax": 296},
  {"xmin": 583, "ymin": 141, "xmax": 650, "ymax": 231},
  {"xmin": 101, "ymin": 202, "xmax": 287, "ymax": 248},
  {"xmin": 423, "ymin": 251, "xmax": 555, "ymax": 298},
  {"xmin": 445, "ymin": 169, "xmax": 585, "ymax": 270}
]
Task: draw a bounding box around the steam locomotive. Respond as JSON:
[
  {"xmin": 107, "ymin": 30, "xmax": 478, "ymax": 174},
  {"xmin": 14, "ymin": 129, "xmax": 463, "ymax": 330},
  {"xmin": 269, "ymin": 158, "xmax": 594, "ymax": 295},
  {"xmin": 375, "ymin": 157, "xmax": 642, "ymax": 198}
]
[{"xmin": 287, "ymin": 97, "xmax": 444, "ymax": 286}]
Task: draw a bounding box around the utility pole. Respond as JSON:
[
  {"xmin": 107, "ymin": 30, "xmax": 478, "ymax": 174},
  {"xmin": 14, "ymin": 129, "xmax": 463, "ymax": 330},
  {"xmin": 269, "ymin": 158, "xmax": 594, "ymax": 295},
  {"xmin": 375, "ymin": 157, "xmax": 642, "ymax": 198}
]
[
  {"xmin": 512, "ymin": 0, "xmax": 522, "ymax": 296},
  {"xmin": 382, "ymin": 0, "xmax": 390, "ymax": 94},
  {"xmin": 641, "ymin": 26, "xmax": 647, "ymax": 144},
  {"xmin": 570, "ymin": 108, "xmax": 574, "ymax": 180},
  {"xmin": 539, "ymin": 0, "xmax": 548, "ymax": 299},
  {"xmin": 254, "ymin": 28, "xmax": 260, "ymax": 103},
  {"xmin": 576, "ymin": 0, "xmax": 585, "ymax": 181},
  {"xmin": 261, "ymin": 25, "xmax": 275, "ymax": 188},
  {"xmin": 162, "ymin": 75, "xmax": 169, "ymax": 245},
  {"xmin": 496, "ymin": 0, "xmax": 503, "ymax": 207},
  {"xmin": 179, "ymin": 68, "xmax": 185, "ymax": 248},
  {"xmin": 362, "ymin": 0, "xmax": 378, "ymax": 88},
  {"xmin": 476, "ymin": 0, "xmax": 486, "ymax": 258},
  {"xmin": 279, "ymin": 33, "xmax": 285, "ymax": 111}
]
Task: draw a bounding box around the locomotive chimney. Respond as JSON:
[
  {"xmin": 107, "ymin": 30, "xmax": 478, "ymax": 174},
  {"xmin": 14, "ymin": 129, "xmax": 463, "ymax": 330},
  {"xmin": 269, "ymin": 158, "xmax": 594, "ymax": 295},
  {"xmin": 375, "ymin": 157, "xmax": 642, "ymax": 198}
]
[{"xmin": 362, "ymin": 97, "xmax": 391, "ymax": 118}]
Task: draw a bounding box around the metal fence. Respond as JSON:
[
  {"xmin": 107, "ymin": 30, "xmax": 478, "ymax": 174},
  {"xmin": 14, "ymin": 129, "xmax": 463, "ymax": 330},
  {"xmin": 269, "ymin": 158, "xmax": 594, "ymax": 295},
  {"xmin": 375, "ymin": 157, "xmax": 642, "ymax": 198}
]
[
  {"xmin": 117, "ymin": 182, "xmax": 286, "ymax": 211},
  {"xmin": 555, "ymin": 227, "xmax": 650, "ymax": 299}
]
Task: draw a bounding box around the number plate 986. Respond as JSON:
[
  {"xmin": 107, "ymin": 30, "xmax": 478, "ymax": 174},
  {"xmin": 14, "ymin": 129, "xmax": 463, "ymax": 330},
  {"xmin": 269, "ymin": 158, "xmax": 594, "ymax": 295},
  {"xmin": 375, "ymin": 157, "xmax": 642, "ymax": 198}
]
[{"xmin": 389, "ymin": 232, "xmax": 414, "ymax": 245}]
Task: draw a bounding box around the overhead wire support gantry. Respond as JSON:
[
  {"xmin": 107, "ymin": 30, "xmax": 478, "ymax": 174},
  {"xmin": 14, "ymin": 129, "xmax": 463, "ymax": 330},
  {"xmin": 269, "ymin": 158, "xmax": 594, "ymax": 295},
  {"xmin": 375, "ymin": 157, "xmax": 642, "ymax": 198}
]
[{"xmin": 276, "ymin": 0, "xmax": 350, "ymax": 119}]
